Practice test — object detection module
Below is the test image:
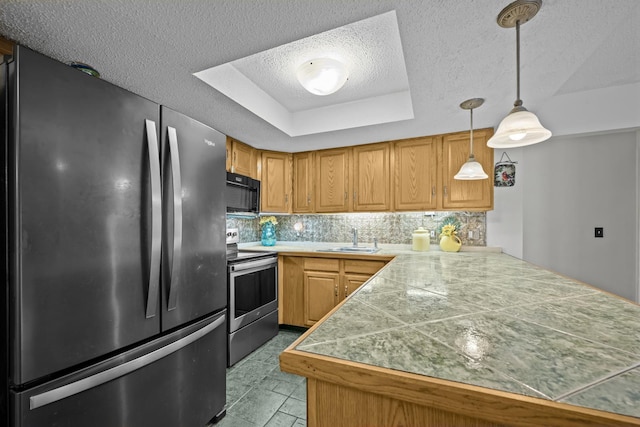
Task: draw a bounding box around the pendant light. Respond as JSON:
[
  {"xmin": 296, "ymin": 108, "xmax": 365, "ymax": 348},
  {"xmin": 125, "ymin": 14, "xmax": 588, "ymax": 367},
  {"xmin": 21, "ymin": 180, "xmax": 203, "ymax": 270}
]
[
  {"xmin": 455, "ymin": 98, "xmax": 488, "ymax": 180},
  {"xmin": 487, "ymin": 0, "xmax": 551, "ymax": 148}
]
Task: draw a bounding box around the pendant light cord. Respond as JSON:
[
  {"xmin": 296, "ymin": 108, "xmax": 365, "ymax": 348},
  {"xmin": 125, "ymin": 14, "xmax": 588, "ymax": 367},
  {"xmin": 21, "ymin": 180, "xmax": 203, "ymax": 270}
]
[
  {"xmin": 469, "ymin": 108, "xmax": 474, "ymax": 156},
  {"xmin": 514, "ymin": 20, "xmax": 523, "ymax": 108}
]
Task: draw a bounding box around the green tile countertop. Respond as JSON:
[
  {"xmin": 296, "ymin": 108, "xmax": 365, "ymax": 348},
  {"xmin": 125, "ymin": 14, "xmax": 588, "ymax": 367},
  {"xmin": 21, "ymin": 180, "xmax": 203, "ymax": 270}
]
[{"xmin": 261, "ymin": 244, "xmax": 640, "ymax": 420}]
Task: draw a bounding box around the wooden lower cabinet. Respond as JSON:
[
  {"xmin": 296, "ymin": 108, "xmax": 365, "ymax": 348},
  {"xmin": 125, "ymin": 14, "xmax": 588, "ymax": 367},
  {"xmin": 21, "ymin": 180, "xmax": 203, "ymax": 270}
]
[
  {"xmin": 279, "ymin": 255, "xmax": 389, "ymax": 328},
  {"xmin": 304, "ymin": 271, "xmax": 340, "ymax": 326},
  {"xmin": 307, "ymin": 379, "xmax": 503, "ymax": 427},
  {"xmin": 280, "ymin": 350, "xmax": 639, "ymax": 427}
]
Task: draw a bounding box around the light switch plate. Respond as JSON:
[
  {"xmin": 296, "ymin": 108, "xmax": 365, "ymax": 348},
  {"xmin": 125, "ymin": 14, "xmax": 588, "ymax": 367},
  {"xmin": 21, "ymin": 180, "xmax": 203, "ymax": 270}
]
[{"xmin": 595, "ymin": 227, "xmax": 604, "ymax": 238}]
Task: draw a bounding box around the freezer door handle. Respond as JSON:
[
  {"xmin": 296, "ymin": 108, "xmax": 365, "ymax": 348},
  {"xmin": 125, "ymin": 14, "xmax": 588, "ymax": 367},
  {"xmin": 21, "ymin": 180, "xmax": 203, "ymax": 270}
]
[
  {"xmin": 166, "ymin": 126, "xmax": 183, "ymax": 311},
  {"xmin": 145, "ymin": 119, "xmax": 162, "ymax": 318},
  {"xmin": 29, "ymin": 313, "xmax": 226, "ymax": 410}
]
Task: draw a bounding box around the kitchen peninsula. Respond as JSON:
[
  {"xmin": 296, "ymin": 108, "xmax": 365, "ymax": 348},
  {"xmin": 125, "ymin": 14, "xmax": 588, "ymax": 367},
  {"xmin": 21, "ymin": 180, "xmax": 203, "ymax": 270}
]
[{"xmin": 264, "ymin": 244, "xmax": 640, "ymax": 426}]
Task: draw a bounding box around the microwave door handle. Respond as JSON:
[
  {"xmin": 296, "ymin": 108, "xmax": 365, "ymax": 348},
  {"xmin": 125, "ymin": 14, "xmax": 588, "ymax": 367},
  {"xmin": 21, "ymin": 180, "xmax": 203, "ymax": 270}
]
[
  {"xmin": 226, "ymin": 180, "xmax": 248, "ymax": 188},
  {"xmin": 144, "ymin": 120, "xmax": 162, "ymax": 319},
  {"xmin": 167, "ymin": 126, "xmax": 182, "ymax": 311}
]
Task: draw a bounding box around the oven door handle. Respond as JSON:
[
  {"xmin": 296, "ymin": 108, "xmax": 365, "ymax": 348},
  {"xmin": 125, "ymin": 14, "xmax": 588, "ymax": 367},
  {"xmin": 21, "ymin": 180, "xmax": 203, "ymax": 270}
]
[{"xmin": 230, "ymin": 257, "xmax": 277, "ymax": 272}]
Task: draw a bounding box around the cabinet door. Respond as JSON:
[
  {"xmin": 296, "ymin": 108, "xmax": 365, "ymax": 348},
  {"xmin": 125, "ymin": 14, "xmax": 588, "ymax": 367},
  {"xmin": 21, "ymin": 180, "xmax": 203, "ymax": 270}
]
[
  {"xmin": 225, "ymin": 138, "xmax": 232, "ymax": 172},
  {"xmin": 352, "ymin": 143, "xmax": 391, "ymax": 211},
  {"xmin": 342, "ymin": 259, "xmax": 386, "ymax": 299},
  {"xmin": 394, "ymin": 137, "xmax": 438, "ymax": 211},
  {"xmin": 303, "ymin": 271, "xmax": 340, "ymax": 326},
  {"xmin": 342, "ymin": 273, "xmax": 371, "ymax": 300},
  {"xmin": 230, "ymin": 138, "xmax": 256, "ymax": 177},
  {"xmin": 279, "ymin": 256, "xmax": 305, "ymax": 327},
  {"xmin": 315, "ymin": 148, "xmax": 350, "ymax": 212},
  {"xmin": 441, "ymin": 129, "xmax": 494, "ymax": 211},
  {"xmin": 292, "ymin": 152, "xmax": 314, "ymax": 213},
  {"xmin": 261, "ymin": 151, "xmax": 291, "ymax": 213}
]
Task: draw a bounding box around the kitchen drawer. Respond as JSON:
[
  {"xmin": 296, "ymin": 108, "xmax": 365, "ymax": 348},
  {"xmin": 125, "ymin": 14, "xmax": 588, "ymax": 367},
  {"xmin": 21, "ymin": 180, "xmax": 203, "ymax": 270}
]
[
  {"xmin": 304, "ymin": 257, "xmax": 340, "ymax": 272},
  {"xmin": 343, "ymin": 259, "xmax": 386, "ymax": 275}
]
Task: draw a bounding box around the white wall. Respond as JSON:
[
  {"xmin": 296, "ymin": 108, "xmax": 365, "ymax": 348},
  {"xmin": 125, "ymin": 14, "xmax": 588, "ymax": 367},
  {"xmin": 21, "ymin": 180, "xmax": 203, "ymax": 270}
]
[
  {"xmin": 490, "ymin": 130, "xmax": 639, "ymax": 302},
  {"xmin": 487, "ymin": 148, "xmax": 524, "ymax": 258}
]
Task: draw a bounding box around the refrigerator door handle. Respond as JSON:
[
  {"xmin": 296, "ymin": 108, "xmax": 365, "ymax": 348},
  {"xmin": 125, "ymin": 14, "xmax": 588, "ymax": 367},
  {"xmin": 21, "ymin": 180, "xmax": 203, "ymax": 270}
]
[
  {"xmin": 166, "ymin": 126, "xmax": 183, "ymax": 311},
  {"xmin": 29, "ymin": 313, "xmax": 226, "ymax": 410},
  {"xmin": 145, "ymin": 119, "xmax": 162, "ymax": 318}
]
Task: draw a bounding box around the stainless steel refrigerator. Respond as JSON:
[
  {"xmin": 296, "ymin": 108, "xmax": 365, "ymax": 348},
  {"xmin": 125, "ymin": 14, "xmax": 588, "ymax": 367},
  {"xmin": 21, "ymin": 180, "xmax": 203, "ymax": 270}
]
[{"xmin": 1, "ymin": 46, "xmax": 228, "ymax": 426}]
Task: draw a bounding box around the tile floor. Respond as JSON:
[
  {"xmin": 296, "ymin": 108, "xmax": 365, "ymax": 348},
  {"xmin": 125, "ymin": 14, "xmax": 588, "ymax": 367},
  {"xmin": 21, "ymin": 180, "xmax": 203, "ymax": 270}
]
[{"xmin": 218, "ymin": 329, "xmax": 306, "ymax": 427}]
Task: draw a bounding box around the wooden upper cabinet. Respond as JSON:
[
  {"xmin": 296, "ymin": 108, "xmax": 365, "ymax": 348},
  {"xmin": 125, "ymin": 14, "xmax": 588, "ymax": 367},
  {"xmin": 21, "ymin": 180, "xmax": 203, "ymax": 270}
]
[
  {"xmin": 315, "ymin": 148, "xmax": 350, "ymax": 213},
  {"xmin": 226, "ymin": 127, "xmax": 494, "ymax": 214},
  {"xmin": 228, "ymin": 137, "xmax": 257, "ymax": 178},
  {"xmin": 225, "ymin": 139, "xmax": 232, "ymax": 172},
  {"xmin": 260, "ymin": 151, "xmax": 291, "ymax": 213},
  {"xmin": 441, "ymin": 128, "xmax": 494, "ymax": 211},
  {"xmin": 394, "ymin": 137, "xmax": 438, "ymax": 211},
  {"xmin": 0, "ymin": 36, "xmax": 14, "ymax": 56},
  {"xmin": 352, "ymin": 143, "xmax": 391, "ymax": 211},
  {"xmin": 292, "ymin": 152, "xmax": 314, "ymax": 213}
]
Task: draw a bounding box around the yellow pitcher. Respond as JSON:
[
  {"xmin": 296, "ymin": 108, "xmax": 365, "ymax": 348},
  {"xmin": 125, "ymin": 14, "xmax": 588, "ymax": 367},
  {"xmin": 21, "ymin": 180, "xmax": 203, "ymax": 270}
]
[{"xmin": 439, "ymin": 235, "xmax": 462, "ymax": 252}]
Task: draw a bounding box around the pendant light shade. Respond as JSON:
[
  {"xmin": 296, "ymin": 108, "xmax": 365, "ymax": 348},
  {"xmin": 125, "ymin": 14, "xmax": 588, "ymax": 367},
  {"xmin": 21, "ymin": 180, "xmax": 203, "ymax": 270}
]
[
  {"xmin": 487, "ymin": 0, "xmax": 551, "ymax": 148},
  {"xmin": 296, "ymin": 58, "xmax": 349, "ymax": 96},
  {"xmin": 455, "ymin": 98, "xmax": 488, "ymax": 180},
  {"xmin": 454, "ymin": 157, "xmax": 488, "ymax": 180},
  {"xmin": 489, "ymin": 108, "xmax": 552, "ymax": 148}
]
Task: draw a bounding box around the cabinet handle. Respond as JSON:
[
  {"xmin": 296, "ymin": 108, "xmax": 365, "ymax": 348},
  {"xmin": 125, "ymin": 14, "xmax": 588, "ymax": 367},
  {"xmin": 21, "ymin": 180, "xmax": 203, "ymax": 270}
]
[
  {"xmin": 444, "ymin": 185, "xmax": 448, "ymax": 197},
  {"xmin": 334, "ymin": 284, "xmax": 338, "ymax": 297},
  {"xmin": 344, "ymin": 285, "xmax": 348, "ymax": 298},
  {"xmin": 432, "ymin": 186, "xmax": 436, "ymax": 197},
  {"xmin": 307, "ymin": 194, "xmax": 311, "ymax": 206},
  {"xmin": 353, "ymin": 191, "xmax": 357, "ymax": 201},
  {"xmin": 344, "ymin": 192, "xmax": 348, "ymax": 200},
  {"xmin": 233, "ymin": 152, "xmax": 237, "ymax": 162},
  {"xmin": 285, "ymin": 194, "xmax": 289, "ymax": 205}
]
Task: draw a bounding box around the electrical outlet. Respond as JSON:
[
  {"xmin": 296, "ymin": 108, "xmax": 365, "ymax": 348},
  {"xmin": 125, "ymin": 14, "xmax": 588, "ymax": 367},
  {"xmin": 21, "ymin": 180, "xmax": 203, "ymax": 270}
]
[
  {"xmin": 468, "ymin": 231, "xmax": 474, "ymax": 239},
  {"xmin": 430, "ymin": 230, "xmax": 435, "ymax": 238},
  {"xmin": 595, "ymin": 227, "xmax": 604, "ymax": 238}
]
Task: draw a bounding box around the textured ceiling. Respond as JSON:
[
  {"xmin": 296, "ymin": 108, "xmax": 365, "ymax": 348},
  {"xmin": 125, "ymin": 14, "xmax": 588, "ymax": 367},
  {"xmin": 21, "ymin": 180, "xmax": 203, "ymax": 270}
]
[
  {"xmin": 193, "ymin": 11, "xmax": 413, "ymax": 136},
  {"xmin": 0, "ymin": 0, "xmax": 638, "ymax": 152}
]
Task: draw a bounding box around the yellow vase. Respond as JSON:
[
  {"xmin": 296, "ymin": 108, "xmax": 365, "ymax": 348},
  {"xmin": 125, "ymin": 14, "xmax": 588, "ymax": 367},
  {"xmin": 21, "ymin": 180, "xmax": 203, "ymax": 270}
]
[{"xmin": 439, "ymin": 235, "xmax": 462, "ymax": 252}]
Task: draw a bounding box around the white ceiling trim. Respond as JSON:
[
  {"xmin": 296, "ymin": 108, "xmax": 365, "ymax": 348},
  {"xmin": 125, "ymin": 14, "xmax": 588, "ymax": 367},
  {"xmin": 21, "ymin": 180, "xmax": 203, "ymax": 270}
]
[{"xmin": 193, "ymin": 10, "xmax": 413, "ymax": 137}]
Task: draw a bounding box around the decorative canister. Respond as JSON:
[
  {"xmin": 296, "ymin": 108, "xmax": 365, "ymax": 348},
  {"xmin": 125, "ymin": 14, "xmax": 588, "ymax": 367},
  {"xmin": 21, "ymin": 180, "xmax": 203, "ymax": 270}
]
[
  {"xmin": 439, "ymin": 235, "xmax": 462, "ymax": 252},
  {"xmin": 412, "ymin": 227, "xmax": 430, "ymax": 251},
  {"xmin": 261, "ymin": 221, "xmax": 277, "ymax": 246}
]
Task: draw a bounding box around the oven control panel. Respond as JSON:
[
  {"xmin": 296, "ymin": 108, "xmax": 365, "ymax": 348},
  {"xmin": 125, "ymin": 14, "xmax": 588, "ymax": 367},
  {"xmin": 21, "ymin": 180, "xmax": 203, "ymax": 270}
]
[{"xmin": 226, "ymin": 228, "xmax": 239, "ymax": 245}]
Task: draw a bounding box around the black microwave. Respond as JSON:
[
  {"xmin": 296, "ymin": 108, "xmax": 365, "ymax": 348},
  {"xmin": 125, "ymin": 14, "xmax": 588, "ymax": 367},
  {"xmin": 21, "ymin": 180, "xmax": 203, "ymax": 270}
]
[{"xmin": 226, "ymin": 172, "xmax": 260, "ymax": 214}]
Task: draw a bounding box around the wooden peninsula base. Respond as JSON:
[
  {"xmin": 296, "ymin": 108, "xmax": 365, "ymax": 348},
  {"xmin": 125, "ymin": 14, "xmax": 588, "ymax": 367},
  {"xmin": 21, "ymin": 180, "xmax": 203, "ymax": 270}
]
[{"xmin": 280, "ymin": 345, "xmax": 640, "ymax": 427}]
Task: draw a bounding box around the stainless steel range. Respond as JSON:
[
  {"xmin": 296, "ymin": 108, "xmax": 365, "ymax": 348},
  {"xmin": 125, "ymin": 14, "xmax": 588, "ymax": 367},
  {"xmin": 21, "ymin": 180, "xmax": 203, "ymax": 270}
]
[{"xmin": 226, "ymin": 229, "xmax": 278, "ymax": 366}]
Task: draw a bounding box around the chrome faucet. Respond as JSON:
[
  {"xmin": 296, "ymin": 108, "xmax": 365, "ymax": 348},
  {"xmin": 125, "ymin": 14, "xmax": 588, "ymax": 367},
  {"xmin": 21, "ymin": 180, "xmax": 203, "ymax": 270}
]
[{"xmin": 352, "ymin": 228, "xmax": 358, "ymax": 247}]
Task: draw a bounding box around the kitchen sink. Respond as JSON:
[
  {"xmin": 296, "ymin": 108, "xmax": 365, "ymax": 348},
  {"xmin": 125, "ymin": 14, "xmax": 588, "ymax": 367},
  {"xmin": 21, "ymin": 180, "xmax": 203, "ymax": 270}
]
[{"xmin": 316, "ymin": 246, "xmax": 380, "ymax": 254}]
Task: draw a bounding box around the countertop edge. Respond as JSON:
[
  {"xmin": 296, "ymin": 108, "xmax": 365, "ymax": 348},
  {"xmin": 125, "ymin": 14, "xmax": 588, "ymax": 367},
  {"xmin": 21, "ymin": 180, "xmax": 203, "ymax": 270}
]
[{"xmin": 279, "ymin": 347, "xmax": 640, "ymax": 427}]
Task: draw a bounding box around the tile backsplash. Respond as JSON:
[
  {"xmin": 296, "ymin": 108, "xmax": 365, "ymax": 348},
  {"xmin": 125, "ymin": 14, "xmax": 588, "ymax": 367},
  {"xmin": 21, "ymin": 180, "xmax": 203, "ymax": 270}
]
[{"xmin": 226, "ymin": 212, "xmax": 486, "ymax": 246}]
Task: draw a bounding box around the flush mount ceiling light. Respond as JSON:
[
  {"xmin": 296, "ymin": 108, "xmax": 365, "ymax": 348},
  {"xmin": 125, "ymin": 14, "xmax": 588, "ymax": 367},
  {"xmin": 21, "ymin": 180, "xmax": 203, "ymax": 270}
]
[
  {"xmin": 455, "ymin": 98, "xmax": 489, "ymax": 180},
  {"xmin": 487, "ymin": 0, "xmax": 552, "ymax": 148},
  {"xmin": 296, "ymin": 58, "xmax": 349, "ymax": 96}
]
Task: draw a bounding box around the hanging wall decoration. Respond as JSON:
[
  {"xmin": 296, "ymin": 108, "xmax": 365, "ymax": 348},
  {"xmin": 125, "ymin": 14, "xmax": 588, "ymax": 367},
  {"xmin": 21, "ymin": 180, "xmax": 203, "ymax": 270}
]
[{"xmin": 494, "ymin": 152, "xmax": 517, "ymax": 187}]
